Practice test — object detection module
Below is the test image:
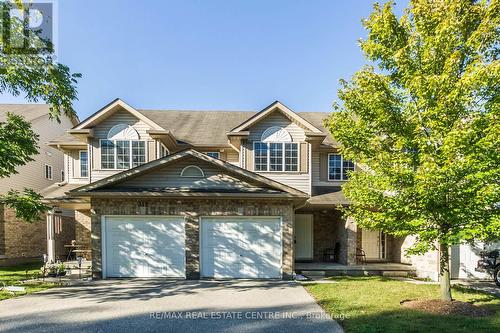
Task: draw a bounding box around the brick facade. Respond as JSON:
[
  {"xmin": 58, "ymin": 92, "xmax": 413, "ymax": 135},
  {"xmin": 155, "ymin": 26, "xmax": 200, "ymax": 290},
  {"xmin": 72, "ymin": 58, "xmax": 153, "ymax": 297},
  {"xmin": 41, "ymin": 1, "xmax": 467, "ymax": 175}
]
[
  {"xmin": 89, "ymin": 198, "xmax": 295, "ymax": 280},
  {"xmin": 0, "ymin": 205, "xmax": 75, "ymax": 265},
  {"xmin": 74, "ymin": 210, "xmax": 92, "ymax": 259}
]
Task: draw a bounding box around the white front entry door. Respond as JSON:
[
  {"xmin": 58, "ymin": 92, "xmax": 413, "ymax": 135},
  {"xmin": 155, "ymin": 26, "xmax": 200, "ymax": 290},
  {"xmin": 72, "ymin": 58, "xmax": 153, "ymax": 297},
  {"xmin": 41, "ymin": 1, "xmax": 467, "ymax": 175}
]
[
  {"xmin": 103, "ymin": 216, "xmax": 186, "ymax": 278},
  {"xmin": 294, "ymin": 214, "xmax": 313, "ymax": 260},
  {"xmin": 200, "ymin": 217, "xmax": 282, "ymax": 279},
  {"xmin": 362, "ymin": 229, "xmax": 385, "ymax": 259}
]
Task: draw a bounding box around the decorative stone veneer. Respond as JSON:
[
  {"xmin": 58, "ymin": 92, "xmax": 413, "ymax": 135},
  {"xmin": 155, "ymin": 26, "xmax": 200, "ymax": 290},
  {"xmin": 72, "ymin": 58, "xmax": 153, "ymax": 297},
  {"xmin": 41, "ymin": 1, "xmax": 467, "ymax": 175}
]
[
  {"xmin": 399, "ymin": 235, "xmax": 439, "ymax": 280},
  {"xmin": 0, "ymin": 204, "xmax": 75, "ymax": 265},
  {"xmin": 90, "ymin": 198, "xmax": 295, "ymax": 280},
  {"xmin": 74, "ymin": 210, "xmax": 92, "ymax": 259}
]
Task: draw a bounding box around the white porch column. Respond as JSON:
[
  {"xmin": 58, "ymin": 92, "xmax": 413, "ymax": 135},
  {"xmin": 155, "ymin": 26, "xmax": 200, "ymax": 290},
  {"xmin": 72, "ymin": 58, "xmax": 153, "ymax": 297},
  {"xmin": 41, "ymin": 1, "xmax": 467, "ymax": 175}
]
[{"xmin": 46, "ymin": 210, "xmax": 56, "ymax": 263}]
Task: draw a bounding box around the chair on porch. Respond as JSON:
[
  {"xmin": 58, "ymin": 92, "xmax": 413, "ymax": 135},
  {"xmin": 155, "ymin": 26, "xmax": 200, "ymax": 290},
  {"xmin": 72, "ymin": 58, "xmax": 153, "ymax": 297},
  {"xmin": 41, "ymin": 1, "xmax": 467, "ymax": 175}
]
[
  {"xmin": 356, "ymin": 248, "xmax": 366, "ymax": 264},
  {"xmin": 322, "ymin": 248, "xmax": 336, "ymax": 262}
]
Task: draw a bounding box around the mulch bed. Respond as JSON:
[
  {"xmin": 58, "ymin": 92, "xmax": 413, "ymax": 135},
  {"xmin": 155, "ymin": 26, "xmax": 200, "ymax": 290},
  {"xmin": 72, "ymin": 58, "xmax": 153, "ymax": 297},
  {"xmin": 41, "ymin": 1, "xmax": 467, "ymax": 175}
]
[{"xmin": 400, "ymin": 299, "xmax": 494, "ymax": 317}]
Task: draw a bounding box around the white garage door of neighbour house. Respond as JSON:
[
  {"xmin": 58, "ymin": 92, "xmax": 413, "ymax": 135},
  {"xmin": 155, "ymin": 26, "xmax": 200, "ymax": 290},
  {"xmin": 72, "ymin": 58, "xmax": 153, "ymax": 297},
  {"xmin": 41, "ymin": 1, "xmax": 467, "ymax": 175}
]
[
  {"xmin": 200, "ymin": 217, "xmax": 282, "ymax": 279},
  {"xmin": 103, "ymin": 216, "xmax": 185, "ymax": 278}
]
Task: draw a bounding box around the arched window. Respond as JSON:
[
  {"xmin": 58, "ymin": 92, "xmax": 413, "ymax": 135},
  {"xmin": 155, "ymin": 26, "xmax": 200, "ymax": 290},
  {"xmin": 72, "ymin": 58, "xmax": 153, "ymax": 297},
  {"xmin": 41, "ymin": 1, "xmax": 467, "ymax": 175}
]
[
  {"xmin": 180, "ymin": 165, "xmax": 205, "ymax": 178},
  {"xmin": 100, "ymin": 124, "xmax": 145, "ymax": 170},
  {"xmin": 107, "ymin": 124, "xmax": 140, "ymax": 140},
  {"xmin": 254, "ymin": 126, "xmax": 298, "ymax": 172},
  {"xmin": 261, "ymin": 126, "xmax": 292, "ymax": 142}
]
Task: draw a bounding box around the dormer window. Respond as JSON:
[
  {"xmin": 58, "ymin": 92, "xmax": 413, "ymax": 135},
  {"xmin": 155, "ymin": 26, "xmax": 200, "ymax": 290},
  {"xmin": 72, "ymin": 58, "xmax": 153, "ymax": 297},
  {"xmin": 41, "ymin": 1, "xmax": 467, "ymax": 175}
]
[
  {"xmin": 101, "ymin": 124, "xmax": 146, "ymax": 170},
  {"xmin": 254, "ymin": 127, "xmax": 298, "ymax": 172},
  {"xmin": 180, "ymin": 165, "xmax": 205, "ymax": 178}
]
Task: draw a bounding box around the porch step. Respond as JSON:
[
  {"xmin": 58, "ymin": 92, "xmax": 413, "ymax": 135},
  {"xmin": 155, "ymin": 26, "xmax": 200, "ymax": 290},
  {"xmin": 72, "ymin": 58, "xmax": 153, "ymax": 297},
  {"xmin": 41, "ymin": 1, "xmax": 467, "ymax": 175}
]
[
  {"xmin": 382, "ymin": 270, "xmax": 414, "ymax": 277},
  {"xmin": 300, "ymin": 270, "xmax": 326, "ymax": 277}
]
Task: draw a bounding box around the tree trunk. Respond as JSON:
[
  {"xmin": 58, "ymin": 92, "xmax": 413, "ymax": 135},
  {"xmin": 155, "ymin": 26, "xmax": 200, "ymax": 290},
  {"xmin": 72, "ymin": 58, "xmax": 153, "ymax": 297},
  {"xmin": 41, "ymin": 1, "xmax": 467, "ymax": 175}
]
[{"xmin": 439, "ymin": 242, "xmax": 452, "ymax": 301}]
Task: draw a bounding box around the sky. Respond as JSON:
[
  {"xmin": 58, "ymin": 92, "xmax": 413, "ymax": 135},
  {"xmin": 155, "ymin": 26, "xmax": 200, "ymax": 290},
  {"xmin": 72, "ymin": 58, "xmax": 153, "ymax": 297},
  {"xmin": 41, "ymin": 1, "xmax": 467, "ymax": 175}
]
[{"xmin": 0, "ymin": 0, "xmax": 407, "ymax": 119}]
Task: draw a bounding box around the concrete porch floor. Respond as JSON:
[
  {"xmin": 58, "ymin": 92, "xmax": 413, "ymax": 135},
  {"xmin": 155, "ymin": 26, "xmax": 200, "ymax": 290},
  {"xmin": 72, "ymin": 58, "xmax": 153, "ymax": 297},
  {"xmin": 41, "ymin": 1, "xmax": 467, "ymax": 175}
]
[{"xmin": 295, "ymin": 262, "xmax": 416, "ymax": 278}]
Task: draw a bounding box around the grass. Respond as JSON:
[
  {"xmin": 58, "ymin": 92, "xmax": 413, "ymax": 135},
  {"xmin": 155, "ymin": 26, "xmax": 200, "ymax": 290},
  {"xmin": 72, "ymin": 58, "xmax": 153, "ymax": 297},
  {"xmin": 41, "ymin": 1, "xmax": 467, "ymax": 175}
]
[
  {"xmin": 0, "ymin": 262, "xmax": 58, "ymax": 301},
  {"xmin": 304, "ymin": 276, "xmax": 500, "ymax": 333}
]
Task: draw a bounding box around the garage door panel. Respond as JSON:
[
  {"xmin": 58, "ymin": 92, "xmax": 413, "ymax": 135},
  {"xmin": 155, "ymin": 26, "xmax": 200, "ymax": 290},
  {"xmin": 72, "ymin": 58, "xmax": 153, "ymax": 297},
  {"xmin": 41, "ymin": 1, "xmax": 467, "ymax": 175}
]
[
  {"xmin": 201, "ymin": 217, "xmax": 282, "ymax": 279},
  {"xmin": 104, "ymin": 217, "xmax": 185, "ymax": 278}
]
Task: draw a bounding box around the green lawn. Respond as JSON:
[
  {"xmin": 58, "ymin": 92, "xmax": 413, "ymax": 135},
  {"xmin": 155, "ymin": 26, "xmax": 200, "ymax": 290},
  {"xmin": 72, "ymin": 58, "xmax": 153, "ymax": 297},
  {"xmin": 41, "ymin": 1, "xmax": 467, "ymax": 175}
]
[
  {"xmin": 0, "ymin": 262, "xmax": 57, "ymax": 301},
  {"xmin": 304, "ymin": 276, "xmax": 500, "ymax": 333}
]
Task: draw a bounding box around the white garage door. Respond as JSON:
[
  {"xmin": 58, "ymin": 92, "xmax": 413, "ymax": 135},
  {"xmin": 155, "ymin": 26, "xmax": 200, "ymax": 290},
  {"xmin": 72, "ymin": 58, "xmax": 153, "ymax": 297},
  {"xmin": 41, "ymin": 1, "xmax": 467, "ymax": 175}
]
[
  {"xmin": 201, "ymin": 217, "xmax": 282, "ymax": 279},
  {"xmin": 103, "ymin": 216, "xmax": 185, "ymax": 278}
]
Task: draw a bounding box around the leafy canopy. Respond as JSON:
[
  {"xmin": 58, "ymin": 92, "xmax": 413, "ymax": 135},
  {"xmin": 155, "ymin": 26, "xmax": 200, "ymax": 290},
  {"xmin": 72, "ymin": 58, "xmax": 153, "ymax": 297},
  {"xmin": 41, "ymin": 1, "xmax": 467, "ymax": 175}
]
[
  {"xmin": 0, "ymin": 0, "xmax": 80, "ymax": 221},
  {"xmin": 326, "ymin": 0, "xmax": 499, "ymax": 253}
]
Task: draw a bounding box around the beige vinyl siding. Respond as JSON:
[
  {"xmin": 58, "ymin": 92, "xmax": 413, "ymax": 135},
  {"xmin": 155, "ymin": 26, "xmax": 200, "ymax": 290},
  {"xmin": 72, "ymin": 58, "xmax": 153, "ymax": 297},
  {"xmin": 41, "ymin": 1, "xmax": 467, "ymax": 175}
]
[
  {"xmin": 247, "ymin": 112, "xmax": 306, "ymax": 142},
  {"xmin": 0, "ymin": 115, "xmax": 73, "ymax": 193},
  {"xmin": 242, "ymin": 112, "xmax": 311, "ymax": 194},
  {"xmin": 91, "ymin": 109, "xmax": 155, "ymax": 181},
  {"xmin": 112, "ymin": 157, "xmax": 266, "ymax": 191},
  {"xmin": 312, "ymin": 150, "xmax": 349, "ymax": 186},
  {"xmin": 147, "ymin": 141, "xmax": 155, "ymax": 162},
  {"xmin": 67, "ymin": 149, "xmax": 89, "ymax": 184},
  {"xmin": 225, "ymin": 149, "xmax": 239, "ymax": 167}
]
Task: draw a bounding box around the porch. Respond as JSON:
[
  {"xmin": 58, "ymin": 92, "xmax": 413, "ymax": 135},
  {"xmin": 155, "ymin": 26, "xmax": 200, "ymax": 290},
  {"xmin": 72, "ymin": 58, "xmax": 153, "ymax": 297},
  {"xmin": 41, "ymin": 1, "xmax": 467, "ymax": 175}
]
[
  {"xmin": 294, "ymin": 204, "xmax": 410, "ymax": 269},
  {"xmin": 294, "ymin": 262, "xmax": 416, "ymax": 278}
]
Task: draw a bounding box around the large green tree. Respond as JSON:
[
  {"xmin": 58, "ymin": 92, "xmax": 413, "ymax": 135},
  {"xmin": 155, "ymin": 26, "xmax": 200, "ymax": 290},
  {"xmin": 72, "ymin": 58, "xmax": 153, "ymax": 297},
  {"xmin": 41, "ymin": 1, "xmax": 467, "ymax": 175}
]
[
  {"xmin": 0, "ymin": 0, "xmax": 80, "ymax": 221},
  {"xmin": 326, "ymin": 0, "xmax": 499, "ymax": 301}
]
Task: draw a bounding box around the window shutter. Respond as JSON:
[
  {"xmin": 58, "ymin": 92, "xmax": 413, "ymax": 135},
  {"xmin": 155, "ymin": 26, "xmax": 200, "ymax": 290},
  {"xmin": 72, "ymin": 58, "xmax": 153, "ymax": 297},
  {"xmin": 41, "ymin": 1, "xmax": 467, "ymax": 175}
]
[
  {"xmin": 147, "ymin": 141, "xmax": 156, "ymax": 162},
  {"xmin": 246, "ymin": 143, "xmax": 254, "ymax": 171},
  {"xmin": 93, "ymin": 139, "xmax": 101, "ymax": 170},
  {"xmin": 299, "ymin": 142, "xmax": 308, "ymax": 173},
  {"xmin": 320, "ymin": 153, "xmax": 328, "ymax": 181}
]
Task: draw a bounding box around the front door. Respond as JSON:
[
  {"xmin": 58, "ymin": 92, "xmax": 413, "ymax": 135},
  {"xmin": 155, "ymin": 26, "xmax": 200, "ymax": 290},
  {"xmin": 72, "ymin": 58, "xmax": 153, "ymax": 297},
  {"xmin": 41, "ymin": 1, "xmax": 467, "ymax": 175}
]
[
  {"xmin": 362, "ymin": 229, "xmax": 386, "ymax": 260},
  {"xmin": 295, "ymin": 214, "xmax": 313, "ymax": 261}
]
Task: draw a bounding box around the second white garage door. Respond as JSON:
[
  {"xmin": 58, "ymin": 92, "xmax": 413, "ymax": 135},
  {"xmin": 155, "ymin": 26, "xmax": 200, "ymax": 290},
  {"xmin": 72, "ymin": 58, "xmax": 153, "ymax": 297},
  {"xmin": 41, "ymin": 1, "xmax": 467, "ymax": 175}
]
[
  {"xmin": 103, "ymin": 216, "xmax": 185, "ymax": 278},
  {"xmin": 200, "ymin": 217, "xmax": 282, "ymax": 279}
]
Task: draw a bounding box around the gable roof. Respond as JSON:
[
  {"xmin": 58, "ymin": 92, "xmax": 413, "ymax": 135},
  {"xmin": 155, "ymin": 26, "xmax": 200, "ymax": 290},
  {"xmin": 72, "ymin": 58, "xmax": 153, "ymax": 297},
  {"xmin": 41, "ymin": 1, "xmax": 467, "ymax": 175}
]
[
  {"xmin": 50, "ymin": 99, "xmax": 339, "ymax": 147},
  {"xmin": 229, "ymin": 101, "xmax": 323, "ymax": 133},
  {"xmin": 0, "ymin": 104, "xmax": 79, "ymax": 125},
  {"xmin": 74, "ymin": 98, "xmax": 163, "ymax": 130},
  {"xmin": 70, "ymin": 149, "xmax": 309, "ymax": 199}
]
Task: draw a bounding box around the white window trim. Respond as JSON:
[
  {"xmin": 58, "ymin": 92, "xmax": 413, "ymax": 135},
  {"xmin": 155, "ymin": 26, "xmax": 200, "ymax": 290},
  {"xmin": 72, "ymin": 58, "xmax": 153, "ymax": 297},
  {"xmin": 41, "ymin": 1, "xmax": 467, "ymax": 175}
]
[
  {"xmin": 253, "ymin": 141, "xmax": 299, "ymax": 173},
  {"xmin": 44, "ymin": 164, "xmax": 53, "ymax": 180},
  {"xmin": 180, "ymin": 165, "xmax": 205, "ymax": 178},
  {"xmin": 157, "ymin": 142, "xmax": 169, "ymax": 158},
  {"xmin": 99, "ymin": 139, "xmax": 147, "ymax": 170},
  {"xmin": 327, "ymin": 153, "xmax": 353, "ymax": 181},
  {"xmin": 79, "ymin": 150, "xmax": 88, "ymax": 178},
  {"xmin": 206, "ymin": 152, "xmax": 220, "ymax": 159}
]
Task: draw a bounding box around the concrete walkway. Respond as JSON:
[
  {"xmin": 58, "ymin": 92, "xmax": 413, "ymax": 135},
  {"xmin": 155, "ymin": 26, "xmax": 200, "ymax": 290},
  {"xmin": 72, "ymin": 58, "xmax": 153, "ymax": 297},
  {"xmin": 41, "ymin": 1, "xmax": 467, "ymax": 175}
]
[
  {"xmin": 0, "ymin": 280, "xmax": 343, "ymax": 333},
  {"xmin": 451, "ymin": 280, "xmax": 500, "ymax": 297}
]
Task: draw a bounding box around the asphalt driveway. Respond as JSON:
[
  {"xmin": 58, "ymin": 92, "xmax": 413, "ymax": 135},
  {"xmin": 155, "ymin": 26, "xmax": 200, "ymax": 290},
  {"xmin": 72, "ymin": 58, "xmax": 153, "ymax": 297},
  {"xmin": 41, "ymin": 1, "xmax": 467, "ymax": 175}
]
[{"xmin": 0, "ymin": 280, "xmax": 343, "ymax": 333}]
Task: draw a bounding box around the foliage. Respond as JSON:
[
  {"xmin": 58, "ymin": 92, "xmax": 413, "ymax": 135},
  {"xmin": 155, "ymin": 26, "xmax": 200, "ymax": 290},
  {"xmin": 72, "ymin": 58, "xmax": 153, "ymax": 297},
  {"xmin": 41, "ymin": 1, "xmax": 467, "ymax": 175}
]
[
  {"xmin": 325, "ymin": 0, "xmax": 499, "ymax": 300},
  {"xmin": 326, "ymin": 0, "xmax": 499, "ymax": 254},
  {"xmin": 0, "ymin": 0, "xmax": 80, "ymax": 222},
  {"xmin": 0, "ymin": 0, "xmax": 81, "ymax": 121},
  {"xmin": 0, "ymin": 113, "xmax": 38, "ymax": 177},
  {"xmin": 0, "ymin": 188, "xmax": 50, "ymax": 222}
]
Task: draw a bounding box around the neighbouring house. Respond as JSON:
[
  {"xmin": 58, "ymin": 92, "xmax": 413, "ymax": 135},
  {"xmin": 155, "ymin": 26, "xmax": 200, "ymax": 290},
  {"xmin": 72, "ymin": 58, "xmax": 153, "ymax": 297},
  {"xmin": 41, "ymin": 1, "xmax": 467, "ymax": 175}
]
[
  {"xmin": 0, "ymin": 104, "xmax": 77, "ymax": 266},
  {"xmin": 42, "ymin": 99, "xmax": 479, "ymax": 280}
]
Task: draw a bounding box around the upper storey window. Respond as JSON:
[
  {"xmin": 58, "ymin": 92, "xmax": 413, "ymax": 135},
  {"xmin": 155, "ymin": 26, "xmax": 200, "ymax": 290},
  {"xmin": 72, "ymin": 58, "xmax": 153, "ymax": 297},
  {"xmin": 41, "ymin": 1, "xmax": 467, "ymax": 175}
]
[
  {"xmin": 101, "ymin": 124, "xmax": 146, "ymax": 170},
  {"xmin": 254, "ymin": 127, "xmax": 298, "ymax": 172}
]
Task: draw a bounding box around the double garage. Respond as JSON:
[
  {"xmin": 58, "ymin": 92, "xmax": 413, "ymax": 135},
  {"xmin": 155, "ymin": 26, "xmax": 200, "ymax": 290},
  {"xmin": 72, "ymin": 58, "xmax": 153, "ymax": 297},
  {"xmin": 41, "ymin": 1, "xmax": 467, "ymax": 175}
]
[{"xmin": 101, "ymin": 216, "xmax": 283, "ymax": 279}]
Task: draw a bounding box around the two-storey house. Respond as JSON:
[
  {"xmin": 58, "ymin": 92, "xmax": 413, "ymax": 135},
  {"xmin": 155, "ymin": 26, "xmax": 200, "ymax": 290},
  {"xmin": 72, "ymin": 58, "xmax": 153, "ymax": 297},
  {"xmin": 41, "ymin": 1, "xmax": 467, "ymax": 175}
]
[{"xmin": 44, "ymin": 99, "xmax": 430, "ymax": 279}]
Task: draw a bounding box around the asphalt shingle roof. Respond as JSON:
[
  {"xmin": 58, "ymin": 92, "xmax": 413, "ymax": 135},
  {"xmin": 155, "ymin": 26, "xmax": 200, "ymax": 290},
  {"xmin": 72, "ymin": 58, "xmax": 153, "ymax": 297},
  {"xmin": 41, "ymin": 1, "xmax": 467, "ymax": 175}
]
[{"xmin": 50, "ymin": 108, "xmax": 338, "ymax": 146}]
